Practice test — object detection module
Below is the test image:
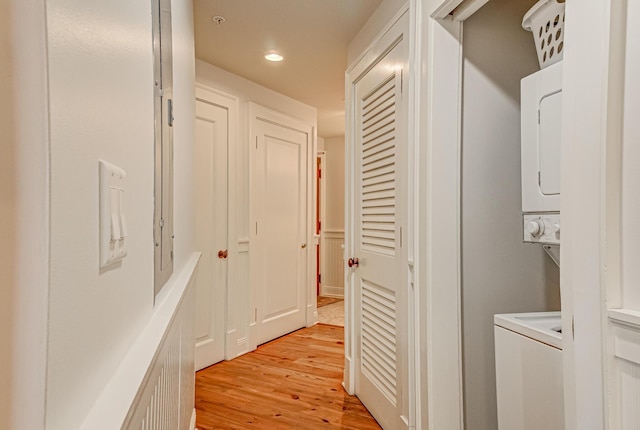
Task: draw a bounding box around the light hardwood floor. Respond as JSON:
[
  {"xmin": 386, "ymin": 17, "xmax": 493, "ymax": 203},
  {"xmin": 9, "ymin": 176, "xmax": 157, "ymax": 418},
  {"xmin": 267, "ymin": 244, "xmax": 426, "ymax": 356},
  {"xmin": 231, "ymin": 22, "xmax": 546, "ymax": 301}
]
[{"xmin": 195, "ymin": 324, "xmax": 381, "ymax": 429}]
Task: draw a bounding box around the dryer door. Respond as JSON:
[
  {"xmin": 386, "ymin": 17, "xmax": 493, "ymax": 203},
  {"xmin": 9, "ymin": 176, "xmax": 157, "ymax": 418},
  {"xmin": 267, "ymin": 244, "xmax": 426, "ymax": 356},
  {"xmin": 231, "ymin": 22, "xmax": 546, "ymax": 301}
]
[
  {"xmin": 521, "ymin": 61, "xmax": 563, "ymax": 213},
  {"xmin": 539, "ymin": 90, "xmax": 562, "ymax": 196}
]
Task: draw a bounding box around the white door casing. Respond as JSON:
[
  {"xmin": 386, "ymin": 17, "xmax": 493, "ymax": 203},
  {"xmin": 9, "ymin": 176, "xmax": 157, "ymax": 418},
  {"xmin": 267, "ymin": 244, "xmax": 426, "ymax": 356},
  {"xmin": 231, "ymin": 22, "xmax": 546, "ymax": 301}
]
[
  {"xmin": 194, "ymin": 95, "xmax": 228, "ymax": 370},
  {"xmin": 249, "ymin": 103, "xmax": 313, "ymax": 346},
  {"xmin": 347, "ymin": 10, "xmax": 411, "ymax": 430}
]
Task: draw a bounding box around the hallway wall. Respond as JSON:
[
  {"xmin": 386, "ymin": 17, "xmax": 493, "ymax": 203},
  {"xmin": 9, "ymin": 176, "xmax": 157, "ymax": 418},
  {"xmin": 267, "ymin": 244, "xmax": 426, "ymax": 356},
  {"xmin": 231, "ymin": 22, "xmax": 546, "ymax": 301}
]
[
  {"xmin": 0, "ymin": 1, "xmax": 16, "ymax": 427},
  {"xmin": 43, "ymin": 0, "xmax": 196, "ymax": 428},
  {"xmin": 2, "ymin": 1, "xmax": 52, "ymax": 428},
  {"xmin": 323, "ymin": 136, "xmax": 346, "ymax": 232}
]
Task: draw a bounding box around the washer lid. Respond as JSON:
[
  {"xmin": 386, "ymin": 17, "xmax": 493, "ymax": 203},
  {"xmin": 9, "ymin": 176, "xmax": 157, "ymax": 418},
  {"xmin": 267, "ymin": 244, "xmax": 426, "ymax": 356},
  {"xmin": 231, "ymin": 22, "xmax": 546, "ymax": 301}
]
[{"xmin": 494, "ymin": 311, "xmax": 562, "ymax": 349}]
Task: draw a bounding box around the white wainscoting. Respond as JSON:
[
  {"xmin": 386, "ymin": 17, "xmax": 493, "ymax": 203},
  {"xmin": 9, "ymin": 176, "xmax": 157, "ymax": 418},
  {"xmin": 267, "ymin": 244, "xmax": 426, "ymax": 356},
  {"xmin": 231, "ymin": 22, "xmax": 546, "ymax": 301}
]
[
  {"xmin": 321, "ymin": 230, "xmax": 344, "ymax": 298},
  {"xmin": 610, "ymin": 310, "xmax": 640, "ymax": 429},
  {"xmin": 80, "ymin": 253, "xmax": 200, "ymax": 430}
]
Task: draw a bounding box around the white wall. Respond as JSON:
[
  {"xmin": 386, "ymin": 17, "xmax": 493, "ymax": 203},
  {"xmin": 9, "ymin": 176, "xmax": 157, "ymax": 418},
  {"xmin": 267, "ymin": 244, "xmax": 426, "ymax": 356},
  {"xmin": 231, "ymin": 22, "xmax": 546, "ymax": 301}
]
[
  {"xmin": 0, "ymin": 2, "xmax": 17, "ymax": 428},
  {"xmin": 43, "ymin": 0, "xmax": 196, "ymax": 428},
  {"xmin": 0, "ymin": 2, "xmax": 16, "ymax": 427},
  {"xmin": 323, "ymin": 136, "xmax": 345, "ymax": 232},
  {"xmin": 347, "ymin": 0, "xmax": 408, "ymax": 66},
  {"xmin": 461, "ymin": 1, "xmax": 561, "ymax": 429},
  {"xmin": 2, "ymin": 1, "xmax": 51, "ymax": 428},
  {"xmin": 195, "ymin": 59, "xmax": 317, "ymax": 353}
]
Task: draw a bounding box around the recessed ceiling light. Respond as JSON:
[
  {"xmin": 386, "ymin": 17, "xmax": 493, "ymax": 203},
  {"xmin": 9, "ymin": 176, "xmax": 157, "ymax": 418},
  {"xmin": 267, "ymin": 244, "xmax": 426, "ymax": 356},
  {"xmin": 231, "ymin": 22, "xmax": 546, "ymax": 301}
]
[{"xmin": 265, "ymin": 53, "xmax": 284, "ymax": 62}]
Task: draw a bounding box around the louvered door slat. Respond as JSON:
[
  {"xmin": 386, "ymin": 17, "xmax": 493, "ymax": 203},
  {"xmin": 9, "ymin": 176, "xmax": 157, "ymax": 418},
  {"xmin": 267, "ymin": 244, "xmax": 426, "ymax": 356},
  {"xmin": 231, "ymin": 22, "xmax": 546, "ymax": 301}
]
[
  {"xmin": 362, "ymin": 77, "xmax": 395, "ymax": 114},
  {"xmin": 361, "ymin": 280, "xmax": 398, "ymax": 403},
  {"xmin": 363, "ymin": 133, "xmax": 395, "ymax": 154},
  {"xmin": 361, "ymin": 72, "xmax": 397, "ymax": 256},
  {"xmin": 363, "ymin": 144, "xmax": 395, "ymax": 163}
]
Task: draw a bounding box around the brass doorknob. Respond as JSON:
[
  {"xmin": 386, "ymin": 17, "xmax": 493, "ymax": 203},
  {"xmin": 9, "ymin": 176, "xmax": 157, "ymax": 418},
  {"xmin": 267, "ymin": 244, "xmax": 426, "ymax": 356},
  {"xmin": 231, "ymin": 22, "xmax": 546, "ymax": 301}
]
[
  {"xmin": 348, "ymin": 257, "xmax": 359, "ymax": 268},
  {"xmin": 301, "ymin": 243, "xmax": 307, "ymax": 249},
  {"xmin": 218, "ymin": 250, "xmax": 228, "ymax": 259}
]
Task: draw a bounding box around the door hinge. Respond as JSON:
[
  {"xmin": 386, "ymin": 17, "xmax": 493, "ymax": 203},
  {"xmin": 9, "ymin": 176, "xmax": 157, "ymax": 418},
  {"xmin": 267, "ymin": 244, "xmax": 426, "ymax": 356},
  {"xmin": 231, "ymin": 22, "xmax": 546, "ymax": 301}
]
[
  {"xmin": 254, "ymin": 308, "xmax": 258, "ymax": 322},
  {"xmin": 538, "ymin": 171, "xmax": 541, "ymax": 186},
  {"xmin": 538, "ymin": 109, "xmax": 541, "ymax": 124},
  {"xmin": 255, "ymin": 221, "xmax": 258, "ymax": 235},
  {"xmin": 318, "ymin": 273, "xmax": 321, "ymax": 284}
]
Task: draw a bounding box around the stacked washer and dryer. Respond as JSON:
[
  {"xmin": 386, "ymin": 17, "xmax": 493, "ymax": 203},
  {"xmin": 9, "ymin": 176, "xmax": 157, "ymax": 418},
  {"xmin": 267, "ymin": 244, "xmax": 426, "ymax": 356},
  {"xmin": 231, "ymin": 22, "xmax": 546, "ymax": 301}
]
[{"xmin": 494, "ymin": 2, "xmax": 565, "ymax": 428}]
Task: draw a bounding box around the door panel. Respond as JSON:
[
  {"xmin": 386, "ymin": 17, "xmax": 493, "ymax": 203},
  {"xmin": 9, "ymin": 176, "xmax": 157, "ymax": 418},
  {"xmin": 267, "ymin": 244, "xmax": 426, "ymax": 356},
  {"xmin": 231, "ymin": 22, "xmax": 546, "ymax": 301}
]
[
  {"xmin": 352, "ymin": 13, "xmax": 409, "ymax": 430},
  {"xmin": 194, "ymin": 99, "xmax": 228, "ymax": 370},
  {"xmin": 264, "ymin": 136, "xmax": 302, "ymax": 319},
  {"xmin": 252, "ymin": 113, "xmax": 309, "ymax": 345}
]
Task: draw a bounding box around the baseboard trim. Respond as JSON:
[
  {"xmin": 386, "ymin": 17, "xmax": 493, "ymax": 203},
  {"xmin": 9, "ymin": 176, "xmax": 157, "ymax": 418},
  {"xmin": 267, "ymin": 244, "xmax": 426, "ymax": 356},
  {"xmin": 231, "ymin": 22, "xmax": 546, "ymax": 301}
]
[
  {"xmin": 190, "ymin": 408, "xmax": 196, "ymax": 430},
  {"xmin": 320, "ymin": 285, "xmax": 344, "ymax": 298}
]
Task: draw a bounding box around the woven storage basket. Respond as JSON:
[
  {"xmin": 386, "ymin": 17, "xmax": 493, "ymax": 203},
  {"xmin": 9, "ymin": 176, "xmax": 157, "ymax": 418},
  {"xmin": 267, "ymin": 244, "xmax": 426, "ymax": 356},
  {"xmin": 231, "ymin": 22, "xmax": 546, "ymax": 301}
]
[{"xmin": 522, "ymin": 0, "xmax": 565, "ymax": 68}]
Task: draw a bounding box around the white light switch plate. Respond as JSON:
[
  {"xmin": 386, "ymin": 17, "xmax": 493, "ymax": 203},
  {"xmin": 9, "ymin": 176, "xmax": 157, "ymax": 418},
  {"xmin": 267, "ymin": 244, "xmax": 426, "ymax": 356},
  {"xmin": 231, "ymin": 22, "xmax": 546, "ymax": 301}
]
[{"xmin": 99, "ymin": 160, "xmax": 128, "ymax": 268}]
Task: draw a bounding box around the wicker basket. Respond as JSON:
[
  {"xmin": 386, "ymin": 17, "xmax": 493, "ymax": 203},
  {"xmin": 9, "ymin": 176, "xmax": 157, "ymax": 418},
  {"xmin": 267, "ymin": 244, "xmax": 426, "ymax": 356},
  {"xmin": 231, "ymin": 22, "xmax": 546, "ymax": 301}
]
[{"xmin": 522, "ymin": 0, "xmax": 565, "ymax": 68}]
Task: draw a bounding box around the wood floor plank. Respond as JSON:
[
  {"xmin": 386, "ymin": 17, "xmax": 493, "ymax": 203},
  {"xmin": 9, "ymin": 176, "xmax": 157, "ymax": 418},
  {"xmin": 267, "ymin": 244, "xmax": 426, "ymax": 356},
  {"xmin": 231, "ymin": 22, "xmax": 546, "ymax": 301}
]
[{"xmin": 195, "ymin": 324, "xmax": 381, "ymax": 430}]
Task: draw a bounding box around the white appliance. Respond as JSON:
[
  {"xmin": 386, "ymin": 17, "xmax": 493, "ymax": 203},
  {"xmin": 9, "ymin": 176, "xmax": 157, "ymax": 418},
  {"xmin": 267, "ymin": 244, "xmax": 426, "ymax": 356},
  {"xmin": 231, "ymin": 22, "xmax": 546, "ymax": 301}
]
[
  {"xmin": 494, "ymin": 312, "xmax": 564, "ymax": 430},
  {"xmin": 521, "ymin": 61, "xmax": 562, "ymax": 262}
]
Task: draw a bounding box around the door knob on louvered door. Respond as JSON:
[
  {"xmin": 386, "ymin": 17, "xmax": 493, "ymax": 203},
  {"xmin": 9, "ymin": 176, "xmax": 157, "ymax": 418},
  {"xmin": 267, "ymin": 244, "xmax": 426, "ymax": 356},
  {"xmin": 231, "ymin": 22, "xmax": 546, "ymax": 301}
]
[
  {"xmin": 218, "ymin": 250, "xmax": 228, "ymax": 259},
  {"xmin": 348, "ymin": 257, "xmax": 359, "ymax": 268}
]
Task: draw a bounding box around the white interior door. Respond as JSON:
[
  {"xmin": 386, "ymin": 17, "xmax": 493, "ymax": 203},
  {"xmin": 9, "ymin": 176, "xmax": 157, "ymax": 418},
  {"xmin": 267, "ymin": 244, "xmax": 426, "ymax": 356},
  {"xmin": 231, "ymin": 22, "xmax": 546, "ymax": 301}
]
[
  {"xmin": 251, "ymin": 105, "xmax": 310, "ymax": 346},
  {"xmin": 194, "ymin": 98, "xmax": 228, "ymax": 370},
  {"xmin": 351, "ymin": 14, "xmax": 410, "ymax": 430}
]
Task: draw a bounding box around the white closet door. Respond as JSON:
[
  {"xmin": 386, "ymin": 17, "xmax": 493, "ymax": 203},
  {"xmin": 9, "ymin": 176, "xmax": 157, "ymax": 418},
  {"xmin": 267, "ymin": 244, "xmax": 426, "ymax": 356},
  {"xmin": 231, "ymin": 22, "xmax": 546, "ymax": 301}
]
[
  {"xmin": 251, "ymin": 105, "xmax": 310, "ymax": 345},
  {"xmin": 194, "ymin": 98, "xmax": 228, "ymax": 370},
  {"xmin": 352, "ymin": 13, "xmax": 410, "ymax": 430}
]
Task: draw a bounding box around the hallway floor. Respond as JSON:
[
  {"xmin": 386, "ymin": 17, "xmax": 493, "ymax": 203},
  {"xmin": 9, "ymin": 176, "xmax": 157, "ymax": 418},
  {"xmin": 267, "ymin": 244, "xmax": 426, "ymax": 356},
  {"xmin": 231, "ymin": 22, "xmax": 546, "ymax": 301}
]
[
  {"xmin": 195, "ymin": 324, "xmax": 380, "ymax": 429},
  {"xmin": 317, "ymin": 296, "xmax": 344, "ymax": 327}
]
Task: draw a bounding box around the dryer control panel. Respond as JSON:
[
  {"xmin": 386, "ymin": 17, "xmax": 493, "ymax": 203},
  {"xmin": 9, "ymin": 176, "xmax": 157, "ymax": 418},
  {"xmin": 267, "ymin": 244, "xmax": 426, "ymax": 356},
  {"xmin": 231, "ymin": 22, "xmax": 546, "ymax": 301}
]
[{"xmin": 523, "ymin": 213, "xmax": 560, "ymax": 245}]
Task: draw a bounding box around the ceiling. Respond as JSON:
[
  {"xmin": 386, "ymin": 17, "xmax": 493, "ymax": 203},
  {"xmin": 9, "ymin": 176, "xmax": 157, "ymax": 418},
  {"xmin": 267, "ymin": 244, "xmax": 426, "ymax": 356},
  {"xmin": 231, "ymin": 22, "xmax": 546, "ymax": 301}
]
[{"xmin": 193, "ymin": 0, "xmax": 383, "ymax": 138}]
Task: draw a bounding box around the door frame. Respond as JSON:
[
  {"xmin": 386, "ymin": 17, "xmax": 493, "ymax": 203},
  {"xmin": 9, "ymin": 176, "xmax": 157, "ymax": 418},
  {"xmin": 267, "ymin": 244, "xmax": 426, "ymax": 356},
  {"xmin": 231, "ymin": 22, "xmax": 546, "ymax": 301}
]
[
  {"xmin": 422, "ymin": 0, "xmax": 617, "ymax": 428},
  {"xmin": 194, "ymin": 84, "xmax": 240, "ymax": 360},
  {"xmin": 247, "ymin": 102, "xmax": 316, "ymax": 351}
]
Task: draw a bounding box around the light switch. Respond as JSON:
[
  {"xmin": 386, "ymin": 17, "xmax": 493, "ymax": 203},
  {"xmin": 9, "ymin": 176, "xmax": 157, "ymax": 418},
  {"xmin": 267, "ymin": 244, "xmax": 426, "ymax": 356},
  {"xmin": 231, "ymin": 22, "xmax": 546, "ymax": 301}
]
[{"xmin": 100, "ymin": 160, "xmax": 128, "ymax": 268}]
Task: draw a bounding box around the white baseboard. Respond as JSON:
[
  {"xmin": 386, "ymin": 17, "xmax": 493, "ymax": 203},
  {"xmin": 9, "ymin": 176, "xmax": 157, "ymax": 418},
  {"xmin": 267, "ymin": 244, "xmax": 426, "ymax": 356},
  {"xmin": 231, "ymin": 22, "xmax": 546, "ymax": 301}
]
[
  {"xmin": 307, "ymin": 303, "xmax": 318, "ymax": 327},
  {"xmin": 237, "ymin": 336, "xmax": 249, "ymax": 357},
  {"xmin": 225, "ymin": 329, "xmax": 237, "ymax": 360},
  {"xmin": 190, "ymin": 408, "xmax": 196, "ymax": 430},
  {"xmin": 320, "ymin": 285, "xmax": 344, "ymax": 298}
]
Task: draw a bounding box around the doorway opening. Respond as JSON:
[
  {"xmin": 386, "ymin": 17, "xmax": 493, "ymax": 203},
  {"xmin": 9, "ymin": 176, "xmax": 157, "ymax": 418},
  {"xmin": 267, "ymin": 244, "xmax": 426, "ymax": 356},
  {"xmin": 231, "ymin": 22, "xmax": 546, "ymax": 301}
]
[{"xmin": 316, "ymin": 137, "xmax": 346, "ymax": 328}]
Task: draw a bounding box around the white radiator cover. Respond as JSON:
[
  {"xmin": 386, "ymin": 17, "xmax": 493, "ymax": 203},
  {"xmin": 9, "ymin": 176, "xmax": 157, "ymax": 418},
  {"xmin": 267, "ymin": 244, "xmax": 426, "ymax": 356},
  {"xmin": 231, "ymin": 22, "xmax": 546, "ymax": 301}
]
[
  {"xmin": 80, "ymin": 253, "xmax": 200, "ymax": 430},
  {"xmin": 321, "ymin": 230, "xmax": 345, "ymax": 297}
]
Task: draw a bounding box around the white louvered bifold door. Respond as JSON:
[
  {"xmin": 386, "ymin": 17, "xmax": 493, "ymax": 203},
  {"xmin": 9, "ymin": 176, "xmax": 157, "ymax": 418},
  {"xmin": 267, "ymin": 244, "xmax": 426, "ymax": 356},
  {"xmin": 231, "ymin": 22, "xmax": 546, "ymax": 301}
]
[{"xmin": 353, "ymin": 13, "xmax": 409, "ymax": 430}]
